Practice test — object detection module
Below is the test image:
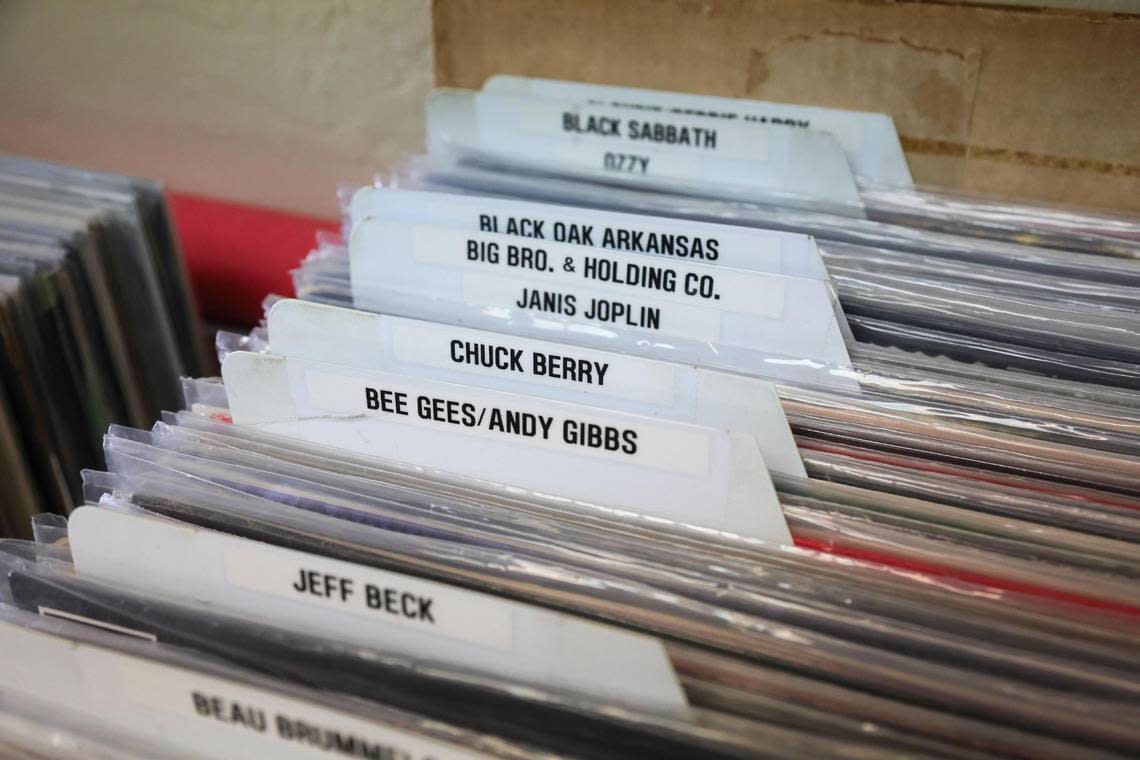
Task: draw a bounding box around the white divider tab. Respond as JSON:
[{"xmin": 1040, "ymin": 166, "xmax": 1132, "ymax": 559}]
[
  {"xmin": 221, "ymin": 351, "xmax": 791, "ymax": 544},
  {"xmin": 486, "ymin": 75, "xmax": 912, "ymax": 187},
  {"xmin": 349, "ymin": 186, "xmax": 829, "ymax": 281},
  {"xmin": 349, "ymin": 217, "xmax": 854, "ymax": 382},
  {"xmin": 67, "ymin": 506, "xmax": 691, "ymax": 716},
  {"xmin": 267, "ymin": 299, "xmax": 805, "ymax": 479},
  {"xmin": 427, "ymin": 89, "xmax": 863, "ymax": 214},
  {"xmin": 0, "ymin": 616, "xmax": 496, "ymax": 759}
]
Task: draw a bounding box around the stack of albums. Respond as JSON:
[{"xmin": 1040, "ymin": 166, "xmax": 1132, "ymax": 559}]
[
  {"xmin": 3, "ymin": 81, "xmax": 1140, "ymax": 760},
  {"xmin": 0, "ymin": 155, "xmax": 207, "ymax": 540}
]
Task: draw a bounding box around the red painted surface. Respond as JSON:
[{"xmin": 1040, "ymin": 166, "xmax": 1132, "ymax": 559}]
[
  {"xmin": 794, "ymin": 535, "xmax": 1140, "ymax": 619},
  {"xmin": 168, "ymin": 191, "xmax": 339, "ymax": 325}
]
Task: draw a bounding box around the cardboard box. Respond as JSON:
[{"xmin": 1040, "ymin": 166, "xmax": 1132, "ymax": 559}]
[{"xmin": 433, "ymin": 0, "xmax": 1140, "ymax": 213}]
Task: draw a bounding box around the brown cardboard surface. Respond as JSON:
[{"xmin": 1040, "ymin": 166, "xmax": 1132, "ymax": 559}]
[{"xmin": 433, "ymin": 0, "xmax": 1140, "ymax": 213}]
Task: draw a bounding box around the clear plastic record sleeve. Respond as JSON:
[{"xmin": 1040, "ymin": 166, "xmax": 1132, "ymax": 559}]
[
  {"xmin": 269, "ymin": 272, "xmax": 1140, "ymax": 495},
  {"xmin": 0, "ymin": 544, "xmax": 834, "ymax": 760},
  {"xmin": 73, "ymin": 421, "xmax": 1140, "ymax": 754},
  {"xmin": 3, "ymin": 540, "xmax": 1121, "ymax": 760},
  {"xmin": 311, "ymin": 186, "xmax": 1140, "ymax": 443},
  {"xmin": 857, "ymin": 182, "xmax": 1140, "ymax": 260},
  {"xmin": 396, "ymin": 156, "xmax": 1140, "ymax": 285},
  {"xmin": 143, "ymin": 410, "xmax": 1140, "ymax": 655},
  {"xmin": 372, "ymin": 167, "xmax": 1140, "ymax": 401},
  {"xmin": 136, "ymin": 405, "xmax": 1140, "ymax": 600},
  {"xmin": 6, "ymin": 102, "xmax": 1140, "ymax": 760},
  {"xmin": 0, "ymin": 586, "xmax": 544, "ymax": 760},
  {"xmin": 296, "ymin": 245, "xmax": 1140, "ymax": 391},
  {"xmin": 0, "ymin": 695, "xmax": 201, "ymax": 760},
  {"xmin": 795, "ymin": 441, "xmax": 1140, "ymax": 543},
  {"xmin": 287, "ymin": 250, "xmax": 1140, "ymax": 421},
  {"xmin": 77, "ymin": 479, "xmax": 1140, "ymax": 757}
]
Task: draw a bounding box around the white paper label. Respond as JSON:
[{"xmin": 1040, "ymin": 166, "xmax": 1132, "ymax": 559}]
[
  {"xmin": 350, "ymin": 218, "xmax": 853, "ymax": 375},
  {"xmin": 427, "ymin": 89, "xmax": 863, "ymax": 212},
  {"xmin": 221, "ymin": 351, "xmax": 792, "ymax": 543},
  {"xmin": 412, "ymin": 225, "xmax": 787, "ymax": 319},
  {"xmin": 222, "ymin": 545, "xmax": 514, "ymax": 650},
  {"xmin": 387, "ymin": 317, "xmax": 677, "ymax": 406},
  {"xmin": 68, "ymin": 507, "xmax": 691, "ymax": 715},
  {"xmin": 482, "ymin": 93, "xmax": 768, "ymax": 158},
  {"xmin": 266, "ymin": 300, "xmax": 805, "ymax": 479},
  {"xmin": 458, "ymin": 270, "xmax": 726, "ymax": 343},
  {"xmin": 475, "ymin": 92, "xmax": 769, "ymax": 176},
  {"xmin": 0, "ymin": 617, "xmax": 496, "ymax": 759},
  {"xmin": 485, "ymin": 75, "xmax": 912, "ymax": 186},
  {"xmin": 348, "ymin": 186, "xmax": 829, "ymax": 281},
  {"xmin": 303, "ymin": 367, "xmax": 709, "ymax": 475}
]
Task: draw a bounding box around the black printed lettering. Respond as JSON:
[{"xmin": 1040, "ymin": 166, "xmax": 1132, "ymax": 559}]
[
  {"xmin": 191, "ymin": 692, "xmax": 267, "ymax": 732},
  {"xmin": 275, "ymin": 714, "xmax": 391, "ymax": 759},
  {"xmin": 505, "ymin": 216, "xmax": 545, "ymax": 238},
  {"xmin": 363, "ymin": 387, "xmax": 408, "ymax": 416},
  {"xmin": 563, "ymin": 112, "xmax": 622, "ymax": 137},
  {"xmin": 552, "ymin": 221, "xmax": 595, "ymax": 246},
  {"xmin": 562, "ymin": 420, "xmax": 639, "ymax": 455},
  {"xmin": 416, "ymin": 395, "xmax": 477, "ymax": 427},
  {"xmin": 292, "ymin": 569, "xmax": 354, "ymax": 602},
  {"xmin": 603, "ymin": 152, "xmax": 650, "ymax": 174},
  {"xmin": 583, "ymin": 298, "xmax": 661, "ymax": 330},
  {"xmin": 452, "ymin": 340, "xmax": 526, "ymax": 373},
  {"xmin": 466, "ymin": 239, "xmax": 499, "ymax": 264},
  {"xmin": 581, "ymin": 256, "xmax": 677, "ymax": 293},
  {"xmin": 599, "ymin": 227, "xmax": 720, "ymax": 261},
  {"xmin": 364, "ymin": 584, "xmax": 436, "ymax": 625},
  {"xmin": 515, "ymin": 288, "xmax": 576, "ymax": 315},
  {"xmin": 625, "ymin": 119, "xmax": 717, "ymax": 149},
  {"xmin": 532, "ymin": 352, "xmax": 610, "ymax": 387}
]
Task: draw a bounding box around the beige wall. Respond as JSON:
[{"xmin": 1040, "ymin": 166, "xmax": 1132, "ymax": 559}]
[{"xmin": 0, "ymin": 0, "xmax": 432, "ymax": 219}]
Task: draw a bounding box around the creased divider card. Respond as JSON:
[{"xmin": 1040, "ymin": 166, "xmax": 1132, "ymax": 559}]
[
  {"xmin": 267, "ymin": 299, "xmax": 806, "ymax": 479},
  {"xmin": 67, "ymin": 507, "xmax": 691, "ymax": 716},
  {"xmin": 0, "ymin": 619, "xmax": 495, "ymax": 760},
  {"xmin": 350, "ymin": 218, "xmax": 854, "ymax": 374},
  {"xmin": 348, "ymin": 186, "xmax": 830, "ymax": 282},
  {"xmin": 426, "ymin": 89, "xmax": 863, "ymax": 213},
  {"xmin": 221, "ymin": 351, "xmax": 791, "ymax": 544},
  {"xmin": 485, "ymin": 75, "xmax": 912, "ymax": 188}
]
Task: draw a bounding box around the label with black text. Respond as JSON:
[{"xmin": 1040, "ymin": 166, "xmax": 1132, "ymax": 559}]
[
  {"xmin": 68, "ymin": 507, "xmax": 692, "ymax": 714},
  {"xmin": 221, "ymin": 351, "xmax": 791, "ymax": 542},
  {"xmin": 223, "ymin": 542, "xmax": 513, "ymax": 650},
  {"xmin": 348, "ymin": 187, "xmax": 827, "ymax": 281},
  {"xmin": 305, "ymin": 368, "xmax": 708, "ymax": 475},
  {"xmin": 426, "ymin": 90, "xmax": 863, "ymax": 207},
  {"xmin": 350, "ymin": 217, "xmax": 854, "ymax": 373},
  {"xmin": 484, "ymin": 75, "xmax": 912, "ymax": 186},
  {"xmin": 265, "ymin": 300, "xmax": 806, "ymax": 480},
  {"xmin": 0, "ymin": 618, "xmax": 495, "ymax": 759}
]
